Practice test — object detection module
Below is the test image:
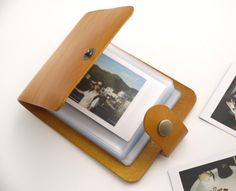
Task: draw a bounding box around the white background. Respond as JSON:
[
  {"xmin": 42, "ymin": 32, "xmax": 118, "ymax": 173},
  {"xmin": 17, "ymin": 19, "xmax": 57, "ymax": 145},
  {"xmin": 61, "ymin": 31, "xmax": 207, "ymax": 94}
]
[{"xmin": 1, "ymin": 0, "xmax": 236, "ymax": 191}]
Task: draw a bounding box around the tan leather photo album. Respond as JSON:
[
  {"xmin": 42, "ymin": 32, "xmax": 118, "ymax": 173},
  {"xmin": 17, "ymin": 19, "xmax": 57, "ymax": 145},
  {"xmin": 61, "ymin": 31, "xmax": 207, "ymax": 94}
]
[{"xmin": 18, "ymin": 6, "xmax": 196, "ymax": 182}]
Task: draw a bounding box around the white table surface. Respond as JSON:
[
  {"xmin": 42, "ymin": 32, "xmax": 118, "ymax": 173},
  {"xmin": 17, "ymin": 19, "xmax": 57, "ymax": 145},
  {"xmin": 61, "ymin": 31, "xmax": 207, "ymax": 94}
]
[{"xmin": 1, "ymin": 1, "xmax": 236, "ymax": 191}]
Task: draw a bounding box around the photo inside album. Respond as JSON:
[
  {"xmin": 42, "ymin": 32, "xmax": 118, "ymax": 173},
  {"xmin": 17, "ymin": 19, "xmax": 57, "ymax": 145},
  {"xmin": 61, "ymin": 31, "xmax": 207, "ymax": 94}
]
[
  {"xmin": 51, "ymin": 44, "xmax": 181, "ymax": 165},
  {"xmin": 67, "ymin": 50, "xmax": 148, "ymax": 142},
  {"xmin": 67, "ymin": 44, "xmax": 178, "ymax": 141}
]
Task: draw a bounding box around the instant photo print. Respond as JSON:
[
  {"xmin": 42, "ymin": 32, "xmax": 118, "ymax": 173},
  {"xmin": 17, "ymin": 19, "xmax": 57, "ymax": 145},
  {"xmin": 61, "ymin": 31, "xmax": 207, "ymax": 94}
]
[
  {"xmin": 169, "ymin": 150, "xmax": 236, "ymax": 191},
  {"xmin": 18, "ymin": 6, "xmax": 196, "ymax": 182},
  {"xmin": 200, "ymin": 64, "xmax": 236, "ymax": 137}
]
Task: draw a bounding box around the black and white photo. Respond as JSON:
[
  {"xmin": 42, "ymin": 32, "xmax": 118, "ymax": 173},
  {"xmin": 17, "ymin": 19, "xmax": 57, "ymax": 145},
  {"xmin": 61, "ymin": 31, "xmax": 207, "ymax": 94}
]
[
  {"xmin": 200, "ymin": 64, "xmax": 236, "ymax": 136},
  {"xmin": 211, "ymin": 76, "xmax": 236, "ymax": 129},
  {"xmin": 169, "ymin": 150, "xmax": 236, "ymax": 191}
]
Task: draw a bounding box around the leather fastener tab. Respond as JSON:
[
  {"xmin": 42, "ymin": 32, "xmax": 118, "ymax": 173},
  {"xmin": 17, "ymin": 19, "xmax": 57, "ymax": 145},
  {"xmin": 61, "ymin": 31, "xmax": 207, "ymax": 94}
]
[{"xmin": 144, "ymin": 105, "xmax": 188, "ymax": 156}]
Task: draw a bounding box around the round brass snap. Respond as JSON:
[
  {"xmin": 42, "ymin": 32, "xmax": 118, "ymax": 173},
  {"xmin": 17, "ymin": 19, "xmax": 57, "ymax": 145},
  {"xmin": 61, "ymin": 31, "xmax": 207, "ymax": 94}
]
[{"xmin": 158, "ymin": 119, "xmax": 173, "ymax": 137}]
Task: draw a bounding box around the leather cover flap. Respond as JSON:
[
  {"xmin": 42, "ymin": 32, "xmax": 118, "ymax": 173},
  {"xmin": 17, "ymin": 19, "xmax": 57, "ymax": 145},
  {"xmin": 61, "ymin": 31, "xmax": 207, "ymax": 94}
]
[{"xmin": 19, "ymin": 6, "xmax": 133, "ymax": 110}]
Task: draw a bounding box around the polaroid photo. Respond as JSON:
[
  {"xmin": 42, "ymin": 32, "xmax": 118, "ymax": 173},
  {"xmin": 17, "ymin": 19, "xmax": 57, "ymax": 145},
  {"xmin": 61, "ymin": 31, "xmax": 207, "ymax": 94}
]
[
  {"xmin": 169, "ymin": 150, "xmax": 236, "ymax": 191},
  {"xmin": 200, "ymin": 64, "xmax": 236, "ymax": 137},
  {"xmin": 67, "ymin": 45, "xmax": 173, "ymax": 141}
]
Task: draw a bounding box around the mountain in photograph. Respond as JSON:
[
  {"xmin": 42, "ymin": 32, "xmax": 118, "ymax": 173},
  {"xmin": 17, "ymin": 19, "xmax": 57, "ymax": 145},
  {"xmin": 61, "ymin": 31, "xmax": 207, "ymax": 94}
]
[{"xmin": 89, "ymin": 65, "xmax": 139, "ymax": 99}]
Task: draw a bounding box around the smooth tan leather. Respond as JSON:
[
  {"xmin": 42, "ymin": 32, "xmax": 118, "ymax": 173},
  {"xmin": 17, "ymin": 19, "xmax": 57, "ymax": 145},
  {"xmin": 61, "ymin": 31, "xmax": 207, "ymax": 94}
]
[
  {"xmin": 144, "ymin": 105, "xmax": 188, "ymax": 156},
  {"xmin": 18, "ymin": 6, "xmax": 196, "ymax": 182},
  {"xmin": 19, "ymin": 6, "xmax": 134, "ymax": 111}
]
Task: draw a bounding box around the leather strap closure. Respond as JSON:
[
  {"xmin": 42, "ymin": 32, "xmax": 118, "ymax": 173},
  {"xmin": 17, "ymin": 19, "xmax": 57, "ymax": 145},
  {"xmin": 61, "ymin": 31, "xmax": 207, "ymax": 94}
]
[{"xmin": 144, "ymin": 105, "xmax": 188, "ymax": 156}]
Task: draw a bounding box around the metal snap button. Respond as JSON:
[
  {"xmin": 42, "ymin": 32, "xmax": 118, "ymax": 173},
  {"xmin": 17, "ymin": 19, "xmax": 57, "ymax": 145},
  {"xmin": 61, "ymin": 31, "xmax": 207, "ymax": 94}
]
[
  {"xmin": 83, "ymin": 48, "xmax": 95, "ymax": 60},
  {"xmin": 158, "ymin": 119, "xmax": 173, "ymax": 137}
]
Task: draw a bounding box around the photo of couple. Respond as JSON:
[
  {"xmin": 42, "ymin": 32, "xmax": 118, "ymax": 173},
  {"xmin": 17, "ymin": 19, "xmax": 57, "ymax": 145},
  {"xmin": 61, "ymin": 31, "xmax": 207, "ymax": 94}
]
[
  {"xmin": 73, "ymin": 80, "xmax": 103, "ymax": 111},
  {"xmin": 69, "ymin": 53, "xmax": 146, "ymax": 126}
]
